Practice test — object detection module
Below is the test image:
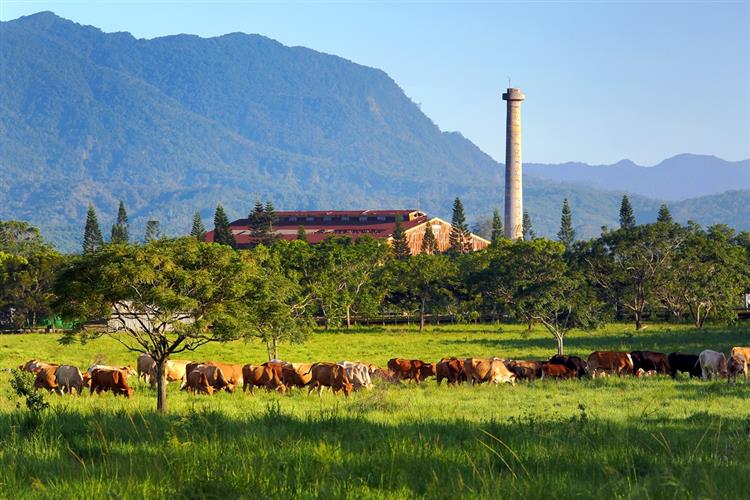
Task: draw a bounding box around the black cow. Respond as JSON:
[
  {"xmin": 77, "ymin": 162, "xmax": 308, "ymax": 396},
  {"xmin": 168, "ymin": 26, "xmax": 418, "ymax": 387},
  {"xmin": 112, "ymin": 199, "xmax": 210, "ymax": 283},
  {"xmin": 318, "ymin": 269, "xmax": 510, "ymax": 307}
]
[
  {"xmin": 667, "ymin": 352, "xmax": 701, "ymax": 379},
  {"xmin": 630, "ymin": 351, "xmax": 670, "ymax": 375},
  {"xmin": 548, "ymin": 355, "xmax": 587, "ymax": 378}
]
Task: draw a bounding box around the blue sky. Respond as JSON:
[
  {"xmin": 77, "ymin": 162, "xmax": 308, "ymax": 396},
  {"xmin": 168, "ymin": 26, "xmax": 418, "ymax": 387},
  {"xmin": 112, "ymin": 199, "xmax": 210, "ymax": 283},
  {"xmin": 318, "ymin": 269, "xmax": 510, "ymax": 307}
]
[{"xmin": 2, "ymin": 1, "xmax": 749, "ymax": 165}]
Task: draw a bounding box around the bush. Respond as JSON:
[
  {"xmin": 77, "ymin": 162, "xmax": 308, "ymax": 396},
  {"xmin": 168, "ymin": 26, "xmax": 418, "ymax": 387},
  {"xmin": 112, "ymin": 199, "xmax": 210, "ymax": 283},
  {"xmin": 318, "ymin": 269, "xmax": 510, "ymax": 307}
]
[{"xmin": 9, "ymin": 369, "xmax": 49, "ymax": 412}]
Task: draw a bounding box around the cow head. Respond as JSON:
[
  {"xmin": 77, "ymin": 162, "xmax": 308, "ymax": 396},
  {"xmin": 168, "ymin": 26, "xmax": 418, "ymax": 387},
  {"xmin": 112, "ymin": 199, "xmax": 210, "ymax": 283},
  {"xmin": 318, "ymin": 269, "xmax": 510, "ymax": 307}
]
[{"xmin": 124, "ymin": 387, "xmax": 134, "ymax": 398}]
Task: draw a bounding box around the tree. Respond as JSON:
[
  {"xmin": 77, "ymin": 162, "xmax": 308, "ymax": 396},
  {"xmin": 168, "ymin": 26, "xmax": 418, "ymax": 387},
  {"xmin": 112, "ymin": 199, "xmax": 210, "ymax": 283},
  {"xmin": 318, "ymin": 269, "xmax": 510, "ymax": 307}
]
[
  {"xmin": 0, "ymin": 250, "xmax": 64, "ymax": 329},
  {"xmin": 490, "ymin": 208, "xmax": 504, "ymax": 244},
  {"xmin": 0, "ymin": 220, "xmax": 52, "ymax": 257},
  {"xmin": 249, "ymin": 199, "xmax": 274, "ymax": 244},
  {"xmin": 657, "ymin": 204, "xmax": 673, "ymax": 224},
  {"xmin": 391, "ymin": 217, "xmax": 411, "ymax": 259},
  {"xmin": 83, "ymin": 205, "xmax": 104, "ymax": 254},
  {"xmin": 213, "ymin": 204, "xmax": 236, "ymax": 248},
  {"xmin": 449, "ymin": 197, "xmax": 472, "ymax": 253},
  {"xmin": 264, "ymin": 201, "xmax": 278, "ymax": 234},
  {"xmin": 619, "ymin": 195, "xmax": 636, "ymax": 229},
  {"xmin": 190, "ymin": 212, "xmax": 206, "ymax": 241},
  {"xmin": 480, "ymin": 239, "xmax": 600, "ymax": 354},
  {"xmin": 394, "ymin": 254, "xmax": 457, "ymax": 331},
  {"xmin": 421, "ymin": 222, "xmax": 439, "ymax": 255},
  {"xmin": 110, "ymin": 201, "xmax": 129, "ymax": 244},
  {"xmin": 144, "ymin": 220, "xmax": 161, "ymax": 242},
  {"xmin": 522, "ymin": 211, "xmax": 535, "ymax": 240},
  {"xmin": 557, "ymin": 198, "xmax": 575, "ymax": 249},
  {"xmin": 297, "ymin": 225, "xmax": 308, "ymax": 242},
  {"xmin": 54, "ymin": 238, "xmax": 258, "ymax": 413}
]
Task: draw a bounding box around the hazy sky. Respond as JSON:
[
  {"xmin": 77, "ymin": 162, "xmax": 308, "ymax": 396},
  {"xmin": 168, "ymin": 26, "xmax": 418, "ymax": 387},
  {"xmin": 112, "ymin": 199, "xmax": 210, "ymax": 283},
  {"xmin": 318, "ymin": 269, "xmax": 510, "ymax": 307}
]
[{"xmin": 2, "ymin": 1, "xmax": 749, "ymax": 165}]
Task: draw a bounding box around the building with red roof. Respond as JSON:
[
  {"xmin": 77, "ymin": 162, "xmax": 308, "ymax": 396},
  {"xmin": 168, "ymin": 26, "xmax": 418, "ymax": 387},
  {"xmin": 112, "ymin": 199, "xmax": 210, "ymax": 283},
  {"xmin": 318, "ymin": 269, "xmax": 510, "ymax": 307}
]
[{"xmin": 204, "ymin": 209, "xmax": 489, "ymax": 254}]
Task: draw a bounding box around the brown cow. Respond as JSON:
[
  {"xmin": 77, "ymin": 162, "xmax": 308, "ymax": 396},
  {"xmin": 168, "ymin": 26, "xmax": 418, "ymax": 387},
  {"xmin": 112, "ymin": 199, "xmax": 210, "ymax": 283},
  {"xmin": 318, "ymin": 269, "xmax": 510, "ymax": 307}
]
[
  {"xmin": 387, "ymin": 358, "xmax": 436, "ymax": 384},
  {"xmin": 308, "ymin": 363, "xmax": 353, "ymax": 398},
  {"xmin": 90, "ymin": 369, "xmax": 134, "ymax": 398},
  {"xmin": 463, "ymin": 358, "xmax": 515, "ymax": 385},
  {"xmin": 436, "ymin": 357, "xmax": 465, "ymax": 386},
  {"xmin": 727, "ymin": 354, "xmax": 747, "ymax": 384},
  {"xmin": 208, "ymin": 362, "xmax": 243, "ymax": 389},
  {"xmin": 34, "ymin": 366, "xmax": 59, "ymax": 393},
  {"xmin": 505, "ymin": 360, "xmax": 544, "ymax": 381},
  {"xmin": 282, "ymin": 363, "xmax": 314, "ymax": 388},
  {"xmin": 148, "ymin": 359, "xmax": 191, "ymax": 389},
  {"xmin": 20, "ymin": 359, "xmax": 56, "ymax": 374},
  {"xmin": 731, "ymin": 347, "xmax": 750, "ymax": 363},
  {"xmin": 242, "ymin": 364, "xmax": 286, "ymax": 394},
  {"xmin": 587, "ymin": 351, "xmax": 634, "ymax": 377},
  {"xmin": 541, "ymin": 363, "xmax": 576, "ymax": 380},
  {"xmin": 185, "ymin": 370, "xmax": 215, "ymax": 395}
]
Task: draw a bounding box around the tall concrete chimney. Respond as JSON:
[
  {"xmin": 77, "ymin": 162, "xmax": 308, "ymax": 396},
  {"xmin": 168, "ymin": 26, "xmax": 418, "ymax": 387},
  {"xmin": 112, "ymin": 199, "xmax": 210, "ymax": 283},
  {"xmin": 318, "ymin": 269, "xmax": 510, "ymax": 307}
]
[{"xmin": 502, "ymin": 87, "xmax": 525, "ymax": 240}]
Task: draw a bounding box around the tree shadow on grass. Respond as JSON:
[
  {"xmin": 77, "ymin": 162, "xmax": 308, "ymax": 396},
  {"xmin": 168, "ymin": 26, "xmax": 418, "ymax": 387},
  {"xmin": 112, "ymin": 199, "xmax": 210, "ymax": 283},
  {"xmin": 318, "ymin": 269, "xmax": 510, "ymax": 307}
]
[{"xmin": 1, "ymin": 404, "xmax": 749, "ymax": 498}]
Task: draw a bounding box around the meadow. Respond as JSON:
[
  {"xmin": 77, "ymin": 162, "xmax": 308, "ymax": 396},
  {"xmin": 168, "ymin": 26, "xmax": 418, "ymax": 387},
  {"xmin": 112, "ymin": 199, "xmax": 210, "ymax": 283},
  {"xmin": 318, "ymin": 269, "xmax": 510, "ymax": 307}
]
[{"xmin": 0, "ymin": 323, "xmax": 748, "ymax": 499}]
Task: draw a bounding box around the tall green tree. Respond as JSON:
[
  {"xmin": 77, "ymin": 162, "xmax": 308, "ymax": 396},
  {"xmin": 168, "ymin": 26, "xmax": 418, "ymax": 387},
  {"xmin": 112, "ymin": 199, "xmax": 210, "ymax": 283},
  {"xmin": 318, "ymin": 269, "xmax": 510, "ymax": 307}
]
[
  {"xmin": 297, "ymin": 225, "xmax": 308, "ymax": 242},
  {"xmin": 449, "ymin": 197, "xmax": 471, "ymax": 253},
  {"xmin": 557, "ymin": 198, "xmax": 575, "ymax": 249},
  {"xmin": 619, "ymin": 195, "xmax": 636, "ymax": 229},
  {"xmin": 190, "ymin": 211, "xmax": 206, "ymax": 241},
  {"xmin": 0, "ymin": 221, "xmax": 52, "ymax": 257},
  {"xmin": 657, "ymin": 204, "xmax": 673, "ymax": 224},
  {"xmin": 83, "ymin": 204, "xmax": 104, "ymax": 254},
  {"xmin": 110, "ymin": 201, "xmax": 129, "ymax": 244},
  {"xmin": 490, "ymin": 208, "xmax": 504, "ymax": 244},
  {"xmin": 391, "ymin": 217, "xmax": 411, "ymax": 259},
  {"xmin": 0, "ymin": 250, "xmax": 64, "ymax": 329},
  {"xmin": 144, "ymin": 220, "xmax": 161, "ymax": 242},
  {"xmin": 213, "ymin": 204, "xmax": 236, "ymax": 248},
  {"xmin": 421, "ymin": 222, "xmax": 439, "ymax": 255},
  {"xmin": 393, "ymin": 254, "xmax": 457, "ymax": 331},
  {"xmin": 522, "ymin": 211, "xmax": 535, "ymax": 240},
  {"xmin": 54, "ymin": 238, "xmax": 258, "ymax": 413}
]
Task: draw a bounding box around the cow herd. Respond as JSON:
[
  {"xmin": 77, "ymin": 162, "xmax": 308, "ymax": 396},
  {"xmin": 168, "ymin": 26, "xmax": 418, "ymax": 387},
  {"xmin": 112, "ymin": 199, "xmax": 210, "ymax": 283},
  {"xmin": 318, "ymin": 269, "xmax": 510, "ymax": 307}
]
[{"xmin": 16, "ymin": 346, "xmax": 749, "ymax": 400}]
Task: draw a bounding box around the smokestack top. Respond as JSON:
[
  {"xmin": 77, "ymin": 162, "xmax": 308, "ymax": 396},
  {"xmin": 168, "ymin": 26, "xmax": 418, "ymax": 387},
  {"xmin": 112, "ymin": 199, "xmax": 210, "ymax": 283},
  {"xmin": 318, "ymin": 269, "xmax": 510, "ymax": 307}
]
[{"xmin": 502, "ymin": 88, "xmax": 525, "ymax": 101}]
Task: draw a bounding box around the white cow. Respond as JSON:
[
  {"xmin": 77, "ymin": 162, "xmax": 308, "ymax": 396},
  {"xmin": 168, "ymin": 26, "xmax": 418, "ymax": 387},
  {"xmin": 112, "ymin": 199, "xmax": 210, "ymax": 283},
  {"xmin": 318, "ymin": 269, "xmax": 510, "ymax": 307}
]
[
  {"xmin": 337, "ymin": 361, "xmax": 373, "ymax": 390},
  {"xmin": 55, "ymin": 365, "xmax": 85, "ymax": 395},
  {"xmin": 698, "ymin": 350, "xmax": 728, "ymax": 380},
  {"xmin": 136, "ymin": 353, "xmax": 156, "ymax": 384}
]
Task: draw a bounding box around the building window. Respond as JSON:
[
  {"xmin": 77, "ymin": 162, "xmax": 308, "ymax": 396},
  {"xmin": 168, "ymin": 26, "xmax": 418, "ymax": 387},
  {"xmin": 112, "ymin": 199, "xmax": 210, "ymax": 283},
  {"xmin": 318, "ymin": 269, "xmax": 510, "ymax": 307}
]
[
  {"xmin": 341, "ymin": 216, "xmax": 350, "ymax": 221},
  {"xmin": 306, "ymin": 217, "xmax": 314, "ymax": 222},
  {"xmin": 288, "ymin": 217, "xmax": 297, "ymax": 222},
  {"xmin": 377, "ymin": 216, "xmax": 386, "ymax": 221},
  {"xmin": 323, "ymin": 216, "xmax": 332, "ymax": 222},
  {"xmin": 359, "ymin": 216, "xmax": 368, "ymax": 221}
]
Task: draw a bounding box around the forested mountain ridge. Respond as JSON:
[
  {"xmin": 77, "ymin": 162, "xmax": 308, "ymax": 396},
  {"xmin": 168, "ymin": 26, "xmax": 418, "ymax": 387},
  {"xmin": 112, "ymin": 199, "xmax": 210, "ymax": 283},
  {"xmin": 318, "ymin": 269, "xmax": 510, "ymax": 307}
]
[{"xmin": 1, "ymin": 12, "xmax": 747, "ymax": 252}]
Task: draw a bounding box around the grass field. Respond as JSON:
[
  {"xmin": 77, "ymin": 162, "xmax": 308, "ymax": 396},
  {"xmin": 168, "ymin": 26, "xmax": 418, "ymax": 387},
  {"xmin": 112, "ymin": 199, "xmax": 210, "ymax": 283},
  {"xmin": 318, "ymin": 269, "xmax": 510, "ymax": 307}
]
[{"xmin": 1, "ymin": 323, "xmax": 749, "ymax": 498}]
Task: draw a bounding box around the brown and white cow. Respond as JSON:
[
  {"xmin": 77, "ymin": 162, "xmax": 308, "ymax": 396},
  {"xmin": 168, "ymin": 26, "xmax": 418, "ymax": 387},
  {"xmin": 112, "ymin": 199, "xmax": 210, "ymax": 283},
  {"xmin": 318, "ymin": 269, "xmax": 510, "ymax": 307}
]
[
  {"xmin": 730, "ymin": 347, "xmax": 750, "ymax": 363},
  {"xmin": 187, "ymin": 364, "xmax": 235, "ymax": 393},
  {"xmin": 148, "ymin": 359, "xmax": 191, "ymax": 389},
  {"xmin": 541, "ymin": 363, "xmax": 576, "ymax": 380},
  {"xmin": 587, "ymin": 351, "xmax": 634, "ymax": 377},
  {"xmin": 55, "ymin": 365, "xmax": 85, "ymax": 395},
  {"xmin": 699, "ymin": 350, "xmax": 728, "ymax": 380},
  {"xmin": 90, "ymin": 369, "xmax": 134, "ymax": 398},
  {"xmin": 19, "ymin": 359, "xmax": 56, "ymax": 374},
  {"xmin": 463, "ymin": 358, "xmax": 515, "ymax": 385},
  {"xmin": 727, "ymin": 354, "xmax": 747, "ymax": 384},
  {"xmin": 34, "ymin": 365, "xmax": 59, "ymax": 393},
  {"xmin": 308, "ymin": 363, "xmax": 353, "ymax": 398},
  {"xmin": 337, "ymin": 361, "xmax": 372, "ymax": 390},
  {"xmin": 279, "ymin": 363, "xmax": 313, "ymax": 389},
  {"xmin": 242, "ymin": 364, "xmax": 286, "ymax": 394}
]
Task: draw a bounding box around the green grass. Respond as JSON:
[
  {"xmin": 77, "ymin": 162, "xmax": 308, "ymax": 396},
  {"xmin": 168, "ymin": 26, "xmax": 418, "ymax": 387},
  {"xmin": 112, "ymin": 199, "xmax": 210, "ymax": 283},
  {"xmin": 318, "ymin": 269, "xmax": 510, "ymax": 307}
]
[{"xmin": 1, "ymin": 323, "xmax": 748, "ymax": 498}]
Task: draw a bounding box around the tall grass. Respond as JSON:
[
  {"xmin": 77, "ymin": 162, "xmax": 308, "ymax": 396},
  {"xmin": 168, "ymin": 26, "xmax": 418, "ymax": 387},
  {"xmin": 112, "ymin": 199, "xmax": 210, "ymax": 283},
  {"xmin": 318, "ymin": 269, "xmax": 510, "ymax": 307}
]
[{"xmin": 0, "ymin": 323, "xmax": 748, "ymax": 497}]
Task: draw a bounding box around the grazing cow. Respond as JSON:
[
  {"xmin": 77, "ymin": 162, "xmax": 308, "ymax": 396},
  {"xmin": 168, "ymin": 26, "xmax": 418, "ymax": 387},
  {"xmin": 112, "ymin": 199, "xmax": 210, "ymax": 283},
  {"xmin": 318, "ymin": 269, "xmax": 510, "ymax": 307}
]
[
  {"xmin": 667, "ymin": 353, "xmax": 702, "ymax": 379},
  {"xmin": 548, "ymin": 355, "xmax": 587, "ymax": 378},
  {"xmin": 207, "ymin": 362, "xmax": 243, "ymax": 389},
  {"xmin": 541, "ymin": 363, "xmax": 576, "ymax": 380},
  {"xmin": 463, "ymin": 358, "xmax": 515, "ymax": 385},
  {"xmin": 90, "ymin": 369, "xmax": 134, "ymax": 398},
  {"xmin": 635, "ymin": 369, "xmax": 657, "ymax": 377},
  {"xmin": 242, "ymin": 364, "xmax": 286, "ymax": 394},
  {"xmin": 630, "ymin": 351, "xmax": 670, "ymax": 376},
  {"xmin": 387, "ymin": 358, "xmax": 436, "ymax": 384},
  {"xmin": 371, "ymin": 368, "xmax": 402, "ymax": 385},
  {"xmin": 19, "ymin": 360, "xmax": 55, "ymax": 374},
  {"xmin": 504, "ymin": 360, "xmax": 544, "ymax": 381},
  {"xmin": 188, "ymin": 364, "xmax": 235, "ymax": 393},
  {"xmin": 436, "ymin": 357, "xmax": 466, "ymax": 386},
  {"xmin": 137, "ymin": 353, "xmax": 156, "ymax": 384},
  {"xmin": 308, "ymin": 363, "xmax": 353, "ymax": 398},
  {"xmin": 33, "ymin": 366, "xmax": 59, "ymax": 393},
  {"xmin": 699, "ymin": 350, "xmax": 728, "ymax": 380},
  {"xmin": 87, "ymin": 364, "xmax": 136, "ymax": 379},
  {"xmin": 731, "ymin": 347, "xmax": 750, "ymax": 363},
  {"xmin": 185, "ymin": 370, "xmax": 215, "ymax": 395},
  {"xmin": 587, "ymin": 351, "xmax": 634, "ymax": 377},
  {"xmin": 281, "ymin": 363, "xmax": 314, "ymax": 388},
  {"xmin": 337, "ymin": 361, "xmax": 373, "ymax": 390},
  {"xmin": 148, "ymin": 359, "xmax": 191, "ymax": 389},
  {"xmin": 55, "ymin": 365, "xmax": 85, "ymax": 395},
  {"xmin": 727, "ymin": 355, "xmax": 748, "ymax": 384}
]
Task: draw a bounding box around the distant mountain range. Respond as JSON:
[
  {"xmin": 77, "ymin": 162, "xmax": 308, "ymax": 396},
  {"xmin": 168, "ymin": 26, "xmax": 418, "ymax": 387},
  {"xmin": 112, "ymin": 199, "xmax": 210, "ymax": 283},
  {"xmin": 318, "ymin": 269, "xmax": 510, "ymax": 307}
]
[
  {"xmin": 526, "ymin": 155, "xmax": 750, "ymax": 201},
  {"xmin": 1, "ymin": 12, "xmax": 748, "ymax": 252}
]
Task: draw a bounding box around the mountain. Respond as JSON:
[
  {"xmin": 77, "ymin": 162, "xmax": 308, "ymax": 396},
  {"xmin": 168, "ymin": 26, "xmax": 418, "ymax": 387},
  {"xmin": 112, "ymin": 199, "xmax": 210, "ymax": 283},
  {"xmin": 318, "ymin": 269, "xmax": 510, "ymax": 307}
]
[
  {"xmin": 526, "ymin": 154, "xmax": 750, "ymax": 201},
  {"xmin": 1, "ymin": 12, "xmax": 748, "ymax": 252}
]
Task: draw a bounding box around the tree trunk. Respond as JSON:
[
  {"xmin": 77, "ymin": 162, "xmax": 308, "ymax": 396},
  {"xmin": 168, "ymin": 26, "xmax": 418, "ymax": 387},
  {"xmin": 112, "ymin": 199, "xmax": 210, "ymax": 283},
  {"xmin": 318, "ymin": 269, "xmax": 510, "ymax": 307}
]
[
  {"xmin": 266, "ymin": 340, "xmax": 272, "ymax": 361},
  {"xmin": 420, "ymin": 296, "xmax": 426, "ymax": 332},
  {"xmin": 346, "ymin": 306, "xmax": 351, "ymax": 329},
  {"xmin": 635, "ymin": 313, "xmax": 642, "ymax": 330},
  {"xmin": 156, "ymin": 359, "xmax": 168, "ymax": 414},
  {"xmin": 272, "ymin": 336, "xmax": 278, "ymax": 360},
  {"xmin": 555, "ymin": 335, "xmax": 564, "ymax": 356}
]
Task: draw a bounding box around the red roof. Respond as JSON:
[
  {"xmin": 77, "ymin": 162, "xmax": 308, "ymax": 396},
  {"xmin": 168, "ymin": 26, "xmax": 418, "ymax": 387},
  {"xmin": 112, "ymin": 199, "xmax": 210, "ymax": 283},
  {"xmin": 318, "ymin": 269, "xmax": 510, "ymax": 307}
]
[{"xmin": 205, "ymin": 209, "xmax": 429, "ymax": 247}]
